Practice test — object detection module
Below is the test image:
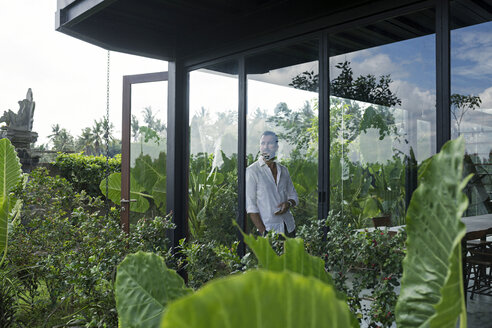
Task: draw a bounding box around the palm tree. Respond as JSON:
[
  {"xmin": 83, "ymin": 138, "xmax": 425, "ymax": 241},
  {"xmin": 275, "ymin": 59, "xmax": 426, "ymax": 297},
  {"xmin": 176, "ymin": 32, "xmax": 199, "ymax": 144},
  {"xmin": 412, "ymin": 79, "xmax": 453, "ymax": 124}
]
[
  {"xmin": 77, "ymin": 127, "xmax": 96, "ymax": 155},
  {"xmin": 48, "ymin": 124, "xmax": 75, "ymax": 151}
]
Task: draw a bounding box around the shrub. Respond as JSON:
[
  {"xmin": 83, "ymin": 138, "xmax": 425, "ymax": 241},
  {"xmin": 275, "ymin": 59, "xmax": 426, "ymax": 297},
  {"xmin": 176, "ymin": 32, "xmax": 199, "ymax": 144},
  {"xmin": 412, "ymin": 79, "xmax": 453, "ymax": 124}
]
[
  {"xmin": 0, "ymin": 266, "xmax": 22, "ymax": 328},
  {"xmin": 297, "ymin": 212, "xmax": 406, "ymax": 327},
  {"xmin": 7, "ymin": 168, "xmax": 175, "ymax": 327},
  {"xmin": 52, "ymin": 152, "xmax": 121, "ymax": 198},
  {"xmin": 178, "ymin": 240, "xmax": 242, "ymax": 290}
]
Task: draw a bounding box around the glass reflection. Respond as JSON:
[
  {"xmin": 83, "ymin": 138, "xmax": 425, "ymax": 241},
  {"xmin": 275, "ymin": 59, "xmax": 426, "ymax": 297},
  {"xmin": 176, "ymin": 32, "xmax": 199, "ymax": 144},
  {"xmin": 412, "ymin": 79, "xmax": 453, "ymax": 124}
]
[
  {"xmin": 246, "ymin": 40, "xmax": 319, "ymax": 233},
  {"xmin": 329, "ymin": 8, "xmax": 436, "ymax": 227},
  {"xmin": 188, "ymin": 63, "xmax": 239, "ymax": 244},
  {"xmin": 129, "ymin": 81, "xmax": 168, "ymax": 222},
  {"xmin": 451, "ymin": 0, "xmax": 492, "ymax": 216}
]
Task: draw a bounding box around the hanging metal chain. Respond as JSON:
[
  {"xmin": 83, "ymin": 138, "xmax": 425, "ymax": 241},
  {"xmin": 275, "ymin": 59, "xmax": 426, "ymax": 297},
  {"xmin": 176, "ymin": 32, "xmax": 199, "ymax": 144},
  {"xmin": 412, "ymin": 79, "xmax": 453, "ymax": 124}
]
[{"xmin": 104, "ymin": 50, "xmax": 111, "ymax": 215}]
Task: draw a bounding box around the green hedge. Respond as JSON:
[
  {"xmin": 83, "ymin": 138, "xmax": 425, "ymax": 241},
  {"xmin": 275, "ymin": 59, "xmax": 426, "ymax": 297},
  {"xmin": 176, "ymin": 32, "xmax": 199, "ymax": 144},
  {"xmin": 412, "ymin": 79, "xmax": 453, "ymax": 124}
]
[{"xmin": 52, "ymin": 152, "xmax": 121, "ymax": 198}]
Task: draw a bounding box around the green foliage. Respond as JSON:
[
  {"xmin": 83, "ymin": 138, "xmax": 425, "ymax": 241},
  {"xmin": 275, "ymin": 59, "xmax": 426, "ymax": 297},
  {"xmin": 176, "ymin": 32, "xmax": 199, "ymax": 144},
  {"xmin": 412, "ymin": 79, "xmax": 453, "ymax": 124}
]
[
  {"xmin": 0, "ymin": 266, "xmax": 23, "ymax": 328},
  {"xmin": 133, "ymin": 152, "xmax": 166, "ymax": 208},
  {"xmin": 331, "ymin": 61, "xmax": 401, "ymax": 107},
  {"xmin": 117, "ymin": 136, "xmax": 469, "ymax": 328},
  {"xmin": 450, "ymin": 93, "xmax": 482, "ymax": 135},
  {"xmin": 100, "ymin": 152, "xmax": 167, "ymax": 216},
  {"xmin": 48, "ymin": 124, "xmax": 76, "ymax": 152},
  {"xmin": 243, "ymin": 233, "xmax": 335, "ymax": 286},
  {"xmin": 178, "ymin": 239, "xmax": 242, "ymax": 290},
  {"xmin": 368, "ymin": 158, "xmax": 406, "ymax": 220},
  {"xmin": 395, "ymin": 137, "xmax": 469, "ymax": 328},
  {"xmin": 0, "ymin": 138, "xmax": 22, "ymax": 265},
  {"xmin": 282, "ymin": 156, "xmax": 318, "ymax": 226},
  {"xmin": 188, "ymin": 151, "xmax": 237, "ymax": 243},
  {"xmin": 161, "ymin": 270, "xmax": 356, "ymax": 328},
  {"xmin": 7, "ymin": 168, "xmax": 176, "ymax": 327},
  {"xmin": 297, "ymin": 213, "xmax": 406, "ymax": 327},
  {"xmin": 53, "ymin": 152, "xmax": 121, "ymax": 198},
  {"xmin": 116, "ymin": 252, "xmax": 192, "ymax": 328},
  {"xmin": 267, "ymin": 101, "xmax": 317, "ymax": 155},
  {"xmin": 101, "ymin": 172, "xmax": 151, "ymax": 213}
]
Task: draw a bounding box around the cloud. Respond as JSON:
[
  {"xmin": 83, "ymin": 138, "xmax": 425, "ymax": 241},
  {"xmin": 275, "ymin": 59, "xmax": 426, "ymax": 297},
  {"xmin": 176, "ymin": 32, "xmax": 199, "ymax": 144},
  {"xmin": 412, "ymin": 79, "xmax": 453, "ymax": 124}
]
[
  {"xmin": 330, "ymin": 50, "xmax": 409, "ymax": 81},
  {"xmin": 391, "ymin": 79, "xmax": 435, "ymax": 115},
  {"xmin": 452, "ymin": 26, "xmax": 492, "ymax": 78},
  {"xmin": 249, "ymin": 61, "xmax": 318, "ymax": 88},
  {"xmin": 479, "ymin": 86, "xmax": 492, "ymax": 110}
]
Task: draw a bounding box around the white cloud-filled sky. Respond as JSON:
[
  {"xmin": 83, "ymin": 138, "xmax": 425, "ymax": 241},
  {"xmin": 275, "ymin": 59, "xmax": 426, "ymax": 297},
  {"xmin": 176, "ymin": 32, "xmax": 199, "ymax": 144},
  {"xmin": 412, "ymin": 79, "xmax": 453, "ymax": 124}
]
[{"xmin": 0, "ymin": 1, "xmax": 168, "ymax": 144}]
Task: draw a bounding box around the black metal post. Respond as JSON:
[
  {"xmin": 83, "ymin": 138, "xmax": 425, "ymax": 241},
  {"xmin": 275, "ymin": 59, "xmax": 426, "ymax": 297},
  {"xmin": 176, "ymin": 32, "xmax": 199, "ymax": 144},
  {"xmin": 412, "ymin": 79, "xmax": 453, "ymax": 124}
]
[
  {"xmin": 237, "ymin": 57, "xmax": 247, "ymax": 256},
  {"xmin": 319, "ymin": 32, "xmax": 330, "ymax": 222},
  {"xmin": 167, "ymin": 61, "xmax": 190, "ymax": 250},
  {"xmin": 436, "ymin": 0, "xmax": 451, "ymax": 152}
]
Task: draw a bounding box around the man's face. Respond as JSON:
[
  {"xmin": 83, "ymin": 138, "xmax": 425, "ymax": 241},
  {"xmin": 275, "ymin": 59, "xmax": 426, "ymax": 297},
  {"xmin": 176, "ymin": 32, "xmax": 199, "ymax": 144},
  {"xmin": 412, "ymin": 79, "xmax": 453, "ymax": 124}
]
[{"xmin": 260, "ymin": 135, "xmax": 278, "ymax": 161}]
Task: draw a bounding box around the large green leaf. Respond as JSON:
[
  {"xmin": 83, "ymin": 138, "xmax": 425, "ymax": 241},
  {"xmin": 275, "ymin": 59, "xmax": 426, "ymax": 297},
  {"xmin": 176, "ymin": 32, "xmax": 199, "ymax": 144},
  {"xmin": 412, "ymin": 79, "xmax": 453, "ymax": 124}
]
[
  {"xmin": 133, "ymin": 153, "xmax": 166, "ymax": 193},
  {"xmin": 152, "ymin": 177, "xmax": 166, "ymax": 208},
  {"xmin": 242, "ymin": 233, "xmax": 358, "ymax": 326},
  {"xmin": 395, "ymin": 137, "xmax": 469, "ymax": 328},
  {"xmin": 160, "ymin": 270, "xmax": 356, "ymax": 328},
  {"xmin": 100, "ymin": 173, "xmax": 151, "ymax": 213},
  {"xmin": 0, "ymin": 138, "xmax": 22, "ymax": 264},
  {"xmin": 0, "ymin": 138, "xmax": 21, "ymax": 202},
  {"xmin": 115, "ymin": 252, "xmax": 192, "ymax": 328},
  {"xmin": 0, "ymin": 198, "xmax": 10, "ymax": 264},
  {"xmin": 243, "ymin": 233, "xmax": 334, "ymax": 286}
]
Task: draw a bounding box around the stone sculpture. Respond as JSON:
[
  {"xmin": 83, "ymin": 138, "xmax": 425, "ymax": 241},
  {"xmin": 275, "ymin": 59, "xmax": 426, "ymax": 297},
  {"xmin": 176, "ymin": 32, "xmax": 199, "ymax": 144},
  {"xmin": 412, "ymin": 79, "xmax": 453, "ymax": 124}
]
[
  {"xmin": 0, "ymin": 88, "xmax": 35, "ymax": 131},
  {"xmin": 0, "ymin": 88, "xmax": 39, "ymax": 171}
]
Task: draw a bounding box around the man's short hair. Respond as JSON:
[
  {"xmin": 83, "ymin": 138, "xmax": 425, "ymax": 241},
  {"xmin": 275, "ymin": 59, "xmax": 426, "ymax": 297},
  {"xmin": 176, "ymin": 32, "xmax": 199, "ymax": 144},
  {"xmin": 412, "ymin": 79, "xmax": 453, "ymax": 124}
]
[{"xmin": 261, "ymin": 131, "xmax": 278, "ymax": 143}]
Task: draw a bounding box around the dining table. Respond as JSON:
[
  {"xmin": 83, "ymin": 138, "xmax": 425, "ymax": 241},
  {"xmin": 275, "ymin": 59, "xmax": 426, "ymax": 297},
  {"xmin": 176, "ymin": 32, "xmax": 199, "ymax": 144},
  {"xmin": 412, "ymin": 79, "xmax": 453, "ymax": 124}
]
[{"xmin": 462, "ymin": 214, "xmax": 492, "ymax": 240}]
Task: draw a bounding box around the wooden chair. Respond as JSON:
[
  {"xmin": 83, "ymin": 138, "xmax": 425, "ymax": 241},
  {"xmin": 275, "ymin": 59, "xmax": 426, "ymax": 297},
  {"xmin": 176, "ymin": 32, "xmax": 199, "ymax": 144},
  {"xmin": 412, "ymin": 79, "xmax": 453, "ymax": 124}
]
[{"xmin": 466, "ymin": 238, "xmax": 492, "ymax": 299}]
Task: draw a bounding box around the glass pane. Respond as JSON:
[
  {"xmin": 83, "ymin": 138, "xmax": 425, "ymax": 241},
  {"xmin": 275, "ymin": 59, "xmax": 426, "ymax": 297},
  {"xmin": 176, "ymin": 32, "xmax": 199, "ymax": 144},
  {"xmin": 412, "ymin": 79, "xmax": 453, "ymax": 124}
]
[
  {"xmin": 246, "ymin": 40, "xmax": 319, "ymax": 234},
  {"xmin": 451, "ymin": 0, "xmax": 492, "ymax": 216},
  {"xmin": 130, "ymin": 81, "xmax": 168, "ymax": 223},
  {"xmin": 329, "ymin": 8, "xmax": 436, "ymax": 227},
  {"xmin": 189, "ymin": 62, "xmax": 238, "ymax": 244}
]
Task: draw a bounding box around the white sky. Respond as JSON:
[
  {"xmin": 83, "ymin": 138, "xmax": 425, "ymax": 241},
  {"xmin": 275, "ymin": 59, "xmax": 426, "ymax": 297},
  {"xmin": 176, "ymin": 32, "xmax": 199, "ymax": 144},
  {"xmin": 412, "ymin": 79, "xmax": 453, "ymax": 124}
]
[
  {"xmin": 0, "ymin": 1, "xmax": 168, "ymax": 145},
  {"xmin": 1, "ymin": 1, "xmax": 490, "ymax": 153}
]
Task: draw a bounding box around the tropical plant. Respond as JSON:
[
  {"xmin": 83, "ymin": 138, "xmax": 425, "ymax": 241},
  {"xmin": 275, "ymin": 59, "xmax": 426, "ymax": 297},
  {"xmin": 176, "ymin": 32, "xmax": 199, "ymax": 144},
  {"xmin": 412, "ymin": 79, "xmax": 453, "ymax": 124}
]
[
  {"xmin": 0, "ymin": 138, "xmax": 22, "ymax": 265},
  {"xmin": 367, "ymin": 158, "xmax": 406, "ymax": 223},
  {"xmin": 115, "ymin": 252, "xmax": 191, "ymax": 328},
  {"xmin": 113, "ymin": 137, "xmax": 468, "ymax": 328},
  {"xmin": 188, "ymin": 151, "xmax": 236, "ymax": 241},
  {"xmin": 48, "ymin": 123, "xmax": 76, "ymax": 151},
  {"xmin": 8, "ymin": 167, "xmax": 176, "ymax": 326},
  {"xmin": 395, "ymin": 136, "xmax": 470, "ymax": 327},
  {"xmin": 162, "ymin": 270, "xmax": 355, "ymax": 328},
  {"xmin": 178, "ymin": 239, "xmax": 241, "ymax": 289},
  {"xmin": 0, "ymin": 266, "xmax": 23, "ymax": 328},
  {"xmin": 100, "ymin": 152, "xmax": 166, "ymax": 215}
]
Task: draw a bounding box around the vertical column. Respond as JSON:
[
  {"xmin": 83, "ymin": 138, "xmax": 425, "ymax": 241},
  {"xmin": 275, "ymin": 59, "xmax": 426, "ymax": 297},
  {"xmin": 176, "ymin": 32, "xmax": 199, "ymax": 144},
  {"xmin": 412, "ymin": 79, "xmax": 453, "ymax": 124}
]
[
  {"xmin": 237, "ymin": 57, "xmax": 247, "ymax": 256},
  {"xmin": 318, "ymin": 32, "xmax": 330, "ymax": 221},
  {"xmin": 436, "ymin": 0, "xmax": 451, "ymax": 151},
  {"xmin": 121, "ymin": 77, "xmax": 131, "ymax": 233},
  {"xmin": 167, "ymin": 60, "xmax": 189, "ymax": 249}
]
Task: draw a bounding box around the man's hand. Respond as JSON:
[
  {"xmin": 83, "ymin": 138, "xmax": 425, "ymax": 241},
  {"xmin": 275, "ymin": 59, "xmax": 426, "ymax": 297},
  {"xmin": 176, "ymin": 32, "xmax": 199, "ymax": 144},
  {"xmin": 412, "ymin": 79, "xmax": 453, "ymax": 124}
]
[
  {"xmin": 275, "ymin": 201, "xmax": 290, "ymax": 215},
  {"xmin": 249, "ymin": 213, "xmax": 266, "ymax": 235}
]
